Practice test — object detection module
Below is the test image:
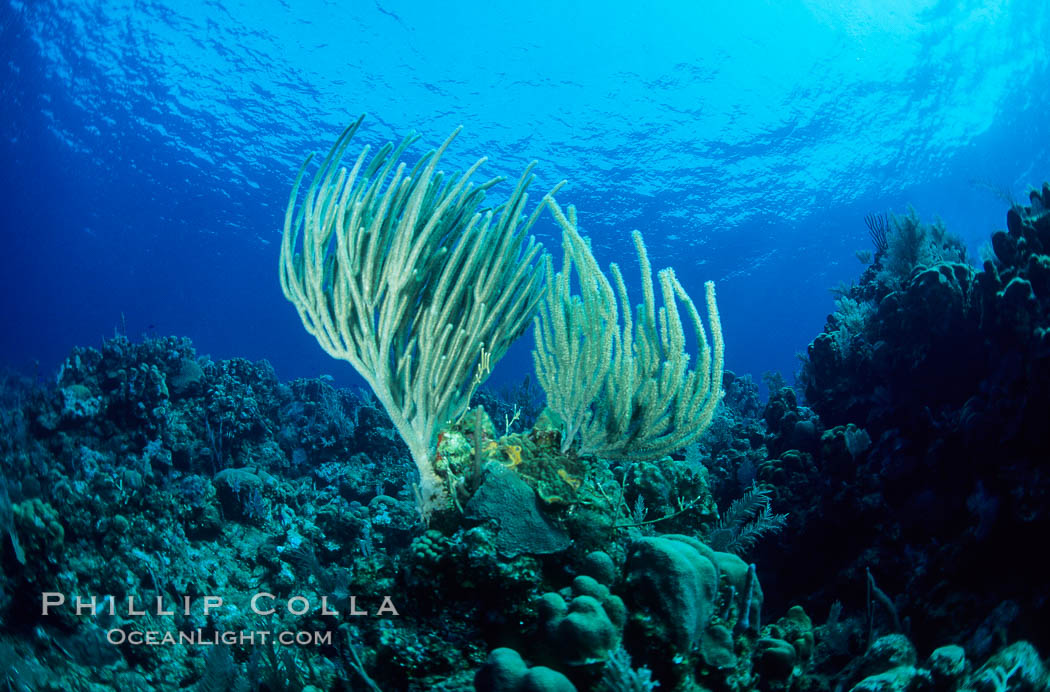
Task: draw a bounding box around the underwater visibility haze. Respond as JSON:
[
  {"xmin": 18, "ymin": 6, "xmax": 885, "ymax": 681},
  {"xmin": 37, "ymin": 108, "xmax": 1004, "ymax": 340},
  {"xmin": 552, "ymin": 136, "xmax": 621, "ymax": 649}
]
[{"xmin": 1, "ymin": 0, "xmax": 1050, "ymax": 690}]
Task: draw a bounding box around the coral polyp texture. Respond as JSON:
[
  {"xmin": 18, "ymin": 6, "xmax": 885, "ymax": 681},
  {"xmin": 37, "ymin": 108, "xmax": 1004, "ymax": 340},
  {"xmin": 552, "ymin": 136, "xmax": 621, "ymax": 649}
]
[{"xmin": 533, "ymin": 196, "xmax": 725, "ymax": 462}]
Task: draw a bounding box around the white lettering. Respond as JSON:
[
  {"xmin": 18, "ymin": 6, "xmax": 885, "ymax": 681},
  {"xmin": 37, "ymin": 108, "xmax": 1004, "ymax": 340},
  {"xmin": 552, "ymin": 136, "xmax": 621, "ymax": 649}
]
[
  {"xmin": 348, "ymin": 596, "xmax": 367, "ymax": 616},
  {"xmin": 41, "ymin": 592, "xmax": 65, "ymax": 616},
  {"xmin": 203, "ymin": 596, "xmax": 223, "ymax": 615},
  {"xmin": 156, "ymin": 596, "xmax": 173, "ymax": 616},
  {"xmin": 251, "ymin": 592, "xmax": 276, "ymax": 615},
  {"xmin": 75, "ymin": 595, "xmax": 97, "ymax": 616},
  {"xmin": 377, "ymin": 596, "xmax": 399, "ymax": 616},
  {"xmin": 286, "ymin": 596, "xmax": 309, "ymax": 615},
  {"xmin": 127, "ymin": 596, "xmax": 146, "ymax": 616}
]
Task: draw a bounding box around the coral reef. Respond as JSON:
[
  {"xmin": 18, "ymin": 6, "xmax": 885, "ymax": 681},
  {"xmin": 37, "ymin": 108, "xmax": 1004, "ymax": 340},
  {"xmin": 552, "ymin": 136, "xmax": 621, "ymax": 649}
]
[
  {"xmin": 3, "ymin": 185, "xmax": 1050, "ymax": 690},
  {"xmin": 781, "ymin": 186, "xmax": 1050, "ymax": 656}
]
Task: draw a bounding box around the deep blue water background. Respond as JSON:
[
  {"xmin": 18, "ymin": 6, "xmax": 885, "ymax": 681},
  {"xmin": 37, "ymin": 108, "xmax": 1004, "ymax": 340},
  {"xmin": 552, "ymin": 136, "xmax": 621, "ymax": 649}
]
[{"xmin": 2, "ymin": 0, "xmax": 1048, "ymax": 393}]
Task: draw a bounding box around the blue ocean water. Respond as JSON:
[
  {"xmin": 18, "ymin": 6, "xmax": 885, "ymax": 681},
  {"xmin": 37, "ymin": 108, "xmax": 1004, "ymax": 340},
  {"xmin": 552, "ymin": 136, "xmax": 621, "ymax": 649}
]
[
  {"xmin": 5, "ymin": 3, "xmax": 1050, "ymax": 689},
  {"xmin": 1, "ymin": 0, "xmax": 1048, "ymax": 387}
]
